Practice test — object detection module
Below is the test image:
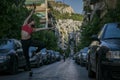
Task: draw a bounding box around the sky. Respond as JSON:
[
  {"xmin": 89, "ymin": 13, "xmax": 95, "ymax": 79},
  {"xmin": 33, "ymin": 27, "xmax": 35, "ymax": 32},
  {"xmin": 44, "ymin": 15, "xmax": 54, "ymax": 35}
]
[{"xmin": 55, "ymin": 0, "xmax": 83, "ymax": 14}]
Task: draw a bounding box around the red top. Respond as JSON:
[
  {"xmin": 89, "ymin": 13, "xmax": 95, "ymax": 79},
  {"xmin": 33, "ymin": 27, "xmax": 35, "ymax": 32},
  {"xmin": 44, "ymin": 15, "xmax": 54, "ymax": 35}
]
[{"xmin": 22, "ymin": 24, "xmax": 33, "ymax": 35}]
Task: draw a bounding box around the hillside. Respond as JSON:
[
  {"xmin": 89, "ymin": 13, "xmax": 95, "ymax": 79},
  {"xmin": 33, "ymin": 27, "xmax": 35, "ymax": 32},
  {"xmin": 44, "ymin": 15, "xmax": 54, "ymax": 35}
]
[
  {"xmin": 48, "ymin": 1, "xmax": 83, "ymax": 21},
  {"xmin": 48, "ymin": 1, "xmax": 83, "ymax": 54}
]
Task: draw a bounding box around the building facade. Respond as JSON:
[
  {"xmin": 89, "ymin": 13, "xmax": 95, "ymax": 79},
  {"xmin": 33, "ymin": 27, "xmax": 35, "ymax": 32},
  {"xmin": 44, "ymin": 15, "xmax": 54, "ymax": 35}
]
[
  {"xmin": 25, "ymin": 0, "xmax": 55, "ymax": 28},
  {"xmin": 83, "ymin": 0, "xmax": 118, "ymax": 23}
]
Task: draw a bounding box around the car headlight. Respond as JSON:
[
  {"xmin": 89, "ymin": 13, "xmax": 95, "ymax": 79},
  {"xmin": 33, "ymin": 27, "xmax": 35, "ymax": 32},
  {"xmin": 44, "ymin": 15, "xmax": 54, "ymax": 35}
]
[
  {"xmin": 0, "ymin": 56, "xmax": 10, "ymax": 60},
  {"xmin": 106, "ymin": 51, "xmax": 120, "ymax": 59}
]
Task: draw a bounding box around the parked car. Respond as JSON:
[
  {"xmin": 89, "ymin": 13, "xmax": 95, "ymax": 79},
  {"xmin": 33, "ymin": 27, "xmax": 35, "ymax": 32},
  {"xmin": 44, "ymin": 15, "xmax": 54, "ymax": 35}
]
[
  {"xmin": 79, "ymin": 47, "xmax": 88, "ymax": 66},
  {"xmin": 75, "ymin": 52, "xmax": 81, "ymax": 64},
  {"xmin": 29, "ymin": 46, "xmax": 42, "ymax": 67},
  {"xmin": 47, "ymin": 50, "xmax": 56, "ymax": 63},
  {"xmin": 88, "ymin": 23, "xmax": 120, "ymax": 80},
  {"xmin": 86, "ymin": 48, "xmax": 90, "ymax": 70},
  {"xmin": 0, "ymin": 39, "xmax": 26, "ymax": 74},
  {"xmin": 54, "ymin": 51, "xmax": 61, "ymax": 61},
  {"xmin": 40, "ymin": 48, "xmax": 48, "ymax": 64},
  {"xmin": 73, "ymin": 52, "xmax": 79, "ymax": 60}
]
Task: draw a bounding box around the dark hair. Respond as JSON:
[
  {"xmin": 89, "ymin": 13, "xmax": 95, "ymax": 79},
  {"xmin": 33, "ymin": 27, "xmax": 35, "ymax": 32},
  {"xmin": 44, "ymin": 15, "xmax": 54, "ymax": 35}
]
[
  {"xmin": 31, "ymin": 24, "xmax": 35, "ymax": 28},
  {"xmin": 28, "ymin": 18, "xmax": 34, "ymax": 24}
]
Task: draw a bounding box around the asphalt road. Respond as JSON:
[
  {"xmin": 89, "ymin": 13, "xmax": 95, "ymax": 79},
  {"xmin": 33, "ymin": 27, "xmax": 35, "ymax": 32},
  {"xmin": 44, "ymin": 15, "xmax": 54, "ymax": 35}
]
[{"xmin": 0, "ymin": 59, "xmax": 95, "ymax": 80}]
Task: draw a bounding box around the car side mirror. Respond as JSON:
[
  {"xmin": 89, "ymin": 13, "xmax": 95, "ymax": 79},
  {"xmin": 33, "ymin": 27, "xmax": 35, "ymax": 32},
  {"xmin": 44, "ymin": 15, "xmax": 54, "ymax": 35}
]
[
  {"xmin": 92, "ymin": 35, "xmax": 98, "ymax": 40},
  {"xmin": 15, "ymin": 46, "xmax": 20, "ymax": 50}
]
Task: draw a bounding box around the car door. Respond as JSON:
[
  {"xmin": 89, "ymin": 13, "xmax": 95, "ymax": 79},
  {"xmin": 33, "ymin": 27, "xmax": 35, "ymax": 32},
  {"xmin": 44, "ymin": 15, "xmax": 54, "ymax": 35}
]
[{"xmin": 14, "ymin": 40, "xmax": 26, "ymax": 67}]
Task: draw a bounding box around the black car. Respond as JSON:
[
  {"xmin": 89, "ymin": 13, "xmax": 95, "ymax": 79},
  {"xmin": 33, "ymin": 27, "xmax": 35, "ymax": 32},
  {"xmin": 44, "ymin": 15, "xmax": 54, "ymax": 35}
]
[
  {"xmin": 54, "ymin": 51, "xmax": 61, "ymax": 61},
  {"xmin": 29, "ymin": 46, "xmax": 42, "ymax": 67},
  {"xmin": 75, "ymin": 51, "xmax": 81, "ymax": 64},
  {"xmin": 79, "ymin": 47, "xmax": 88, "ymax": 66},
  {"xmin": 88, "ymin": 23, "xmax": 120, "ymax": 80},
  {"xmin": 74, "ymin": 52, "xmax": 79, "ymax": 60},
  {"xmin": 40, "ymin": 48, "xmax": 48, "ymax": 64},
  {"xmin": 0, "ymin": 39, "xmax": 26, "ymax": 74}
]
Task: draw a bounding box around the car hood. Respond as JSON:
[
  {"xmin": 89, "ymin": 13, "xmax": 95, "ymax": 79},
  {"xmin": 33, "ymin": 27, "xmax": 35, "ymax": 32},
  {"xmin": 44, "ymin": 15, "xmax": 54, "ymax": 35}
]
[
  {"xmin": 30, "ymin": 56, "xmax": 37, "ymax": 61},
  {"xmin": 0, "ymin": 49, "xmax": 11, "ymax": 56},
  {"xmin": 101, "ymin": 39, "xmax": 120, "ymax": 50}
]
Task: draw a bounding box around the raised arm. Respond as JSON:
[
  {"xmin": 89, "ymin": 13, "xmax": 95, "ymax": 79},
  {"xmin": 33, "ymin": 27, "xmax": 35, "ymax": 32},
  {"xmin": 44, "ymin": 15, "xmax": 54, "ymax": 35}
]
[{"xmin": 23, "ymin": 10, "xmax": 35, "ymax": 26}]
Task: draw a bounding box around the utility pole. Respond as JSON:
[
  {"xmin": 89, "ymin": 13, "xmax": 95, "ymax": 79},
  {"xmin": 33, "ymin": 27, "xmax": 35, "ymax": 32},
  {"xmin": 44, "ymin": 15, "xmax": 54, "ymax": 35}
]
[{"xmin": 45, "ymin": 0, "xmax": 48, "ymax": 28}]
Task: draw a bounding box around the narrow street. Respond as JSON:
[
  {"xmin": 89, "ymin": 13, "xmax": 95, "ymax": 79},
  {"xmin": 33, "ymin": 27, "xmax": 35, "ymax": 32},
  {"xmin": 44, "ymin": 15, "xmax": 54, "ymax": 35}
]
[{"xmin": 0, "ymin": 59, "xmax": 95, "ymax": 80}]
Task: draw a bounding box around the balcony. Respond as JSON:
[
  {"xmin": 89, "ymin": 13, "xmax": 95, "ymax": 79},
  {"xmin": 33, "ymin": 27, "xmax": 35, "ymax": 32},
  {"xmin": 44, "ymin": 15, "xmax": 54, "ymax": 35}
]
[
  {"xmin": 89, "ymin": 0, "xmax": 99, "ymax": 4},
  {"xmin": 25, "ymin": 0, "xmax": 45, "ymax": 5}
]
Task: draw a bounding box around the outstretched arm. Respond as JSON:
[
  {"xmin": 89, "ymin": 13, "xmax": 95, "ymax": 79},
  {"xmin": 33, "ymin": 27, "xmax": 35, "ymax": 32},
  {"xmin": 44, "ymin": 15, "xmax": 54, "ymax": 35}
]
[{"xmin": 33, "ymin": 27, "xmax": 55, "ymax": 32}]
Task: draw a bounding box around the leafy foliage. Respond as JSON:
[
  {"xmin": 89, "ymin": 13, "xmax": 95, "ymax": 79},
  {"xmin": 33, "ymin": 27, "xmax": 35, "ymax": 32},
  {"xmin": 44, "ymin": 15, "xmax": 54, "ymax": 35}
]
[
  {"xmin": 0, "ymin": 0, "xmax": 28, "ymax": 38},
  {"xmin": 0, "ymin": 0, "xmax": 58, "ymax": 50},
  {"xmin": 32, "ymin": 30, "xmax": 58, "ymax": 50},
  {"xmin": 51, "ymin": 9, "xmax": 83, "ymax": 21},
  {"xmin": 79, "ymin": 15, "xmax": 100, "ymax": 49}
]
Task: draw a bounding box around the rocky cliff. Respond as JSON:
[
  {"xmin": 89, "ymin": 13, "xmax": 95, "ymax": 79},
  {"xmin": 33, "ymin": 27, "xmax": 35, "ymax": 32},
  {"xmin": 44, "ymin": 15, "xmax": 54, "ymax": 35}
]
[
  {"xmin": 48, "ymin": 1, "xmax": 83, "ymax": 53},
  {"xmin": 53, "ymin": 6, "xmax": 74, "ymax": 14},
  {"xmin": 49, "ymin": 1, "xmax": 74, "ymax": 14},
  {"xmin": 55, "ymin": 19, "xmax": 82, "ymax": 51}
]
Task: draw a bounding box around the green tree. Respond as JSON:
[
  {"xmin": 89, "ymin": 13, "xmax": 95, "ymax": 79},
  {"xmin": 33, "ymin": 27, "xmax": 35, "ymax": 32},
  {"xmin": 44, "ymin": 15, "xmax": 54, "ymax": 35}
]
[
  {"xmin": 0, "ymin": 0, "xmax": 28, "ymax": 38},
  {"xmin": 0, "ymin": 0, "xmax": 58, "ymax": 50},
  {"xmin": 79, "ymin": 1, "xmax": 120, "ymax": 49}
]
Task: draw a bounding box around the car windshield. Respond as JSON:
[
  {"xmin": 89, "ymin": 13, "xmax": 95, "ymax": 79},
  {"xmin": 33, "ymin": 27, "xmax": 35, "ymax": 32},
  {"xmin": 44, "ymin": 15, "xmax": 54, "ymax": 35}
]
[
  {"xmin": 103, "ymin": 23, "xmax": 120, "ymax": 39},
  {"xmin": 40, "ymin": 48, "xmax": 47, "ymax": 54},
  {"xmin": 0, "ymin": 39, "xmax": 14, "ymax": 50},
  {"xmin": 82, "ymin": 52, "xmax": 87, "ymax": 56},
  {"xmin": 29, "ymin": 47, "xmax": 37, "ymax": 57}
]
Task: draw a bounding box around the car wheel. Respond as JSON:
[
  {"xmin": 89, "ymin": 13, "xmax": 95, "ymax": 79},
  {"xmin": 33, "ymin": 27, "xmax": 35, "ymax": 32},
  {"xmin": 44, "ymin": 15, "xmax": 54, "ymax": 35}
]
[
  {"xmin": 36, "ymin": 63, "xmax": 40, "ymax": 68},
  {"xmin": 10, "ymin": 58, "xmax": 18, "ymax": 74},
  {"xmin": 104, "ymin": 70, "xmax": 112, "ymax": 80},
  {"xmin": 80, "ymin": 59, "xmax": 84, "ymax": 66},
  {"xmin": 96, "ymin": 62, "xmax": 103, "ymax": 80},
  {"xmin": 35, "ymin": 59, "xmax": 40, "ymax": 68},
  {"xmin": 86, "ymin": 63, "xmax": 88, "ymax": 70},
  {"xmin": 88, "ymin": 61, "xmax": 94, "ymax": 78},
  {"xmin": 40, "ymin": 59, "xmax": 43, "ymax": 66},
  {"xmin": 24, "ymin": 65, "xmax": 29, "ymax": 71},
  {"xmin": 79, "ymin": 59, "xmax": 81, "ymax": 65}
]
